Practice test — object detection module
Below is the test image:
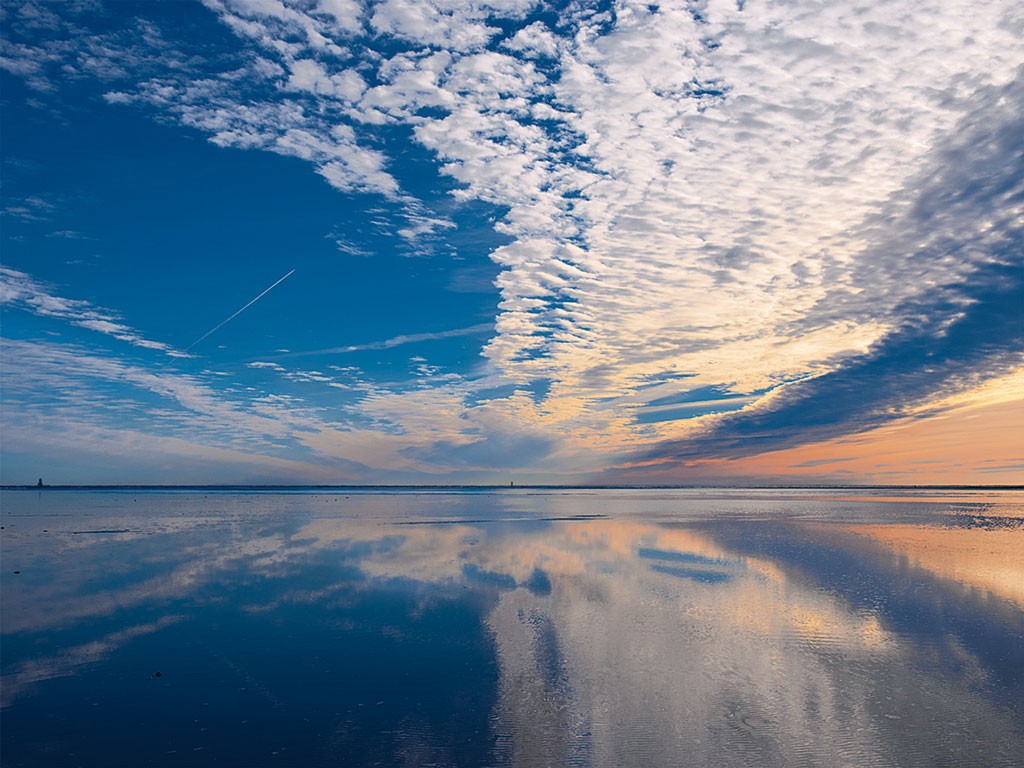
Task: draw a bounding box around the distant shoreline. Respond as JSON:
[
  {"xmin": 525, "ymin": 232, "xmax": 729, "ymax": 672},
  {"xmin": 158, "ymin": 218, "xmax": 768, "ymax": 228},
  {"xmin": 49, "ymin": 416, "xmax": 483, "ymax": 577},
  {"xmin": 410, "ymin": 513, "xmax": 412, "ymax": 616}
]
[{"xmin": 3, "ymin": 484, "xmax": 1022, "ymax": 492}]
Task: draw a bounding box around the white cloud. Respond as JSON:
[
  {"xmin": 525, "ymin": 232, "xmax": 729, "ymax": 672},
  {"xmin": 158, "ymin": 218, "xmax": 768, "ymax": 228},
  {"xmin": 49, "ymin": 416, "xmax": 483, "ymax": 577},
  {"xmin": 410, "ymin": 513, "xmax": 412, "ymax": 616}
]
[
  {"xmin": 369, "ymin": 0, "xmax": 525, "ymax": 51},
  {"xmin": 2, "ymin": 195, "xmax": 56, "ymax": 222},
  {"xmin": 284, "ymin": 58, "xmax": 366, "ymax": 100},
  {"xmin": 316, "ymin": 0, "xmax": 363, "ymax": 31},
  {"xmin": 3, "ymin": 0, "xmax": 1020, "ymax": 476},
  {"xmin": 277, "ymin": 322, "xmax": 493, "ymax": 357},
  {"xmin": 108, "ymin": 82, "xmax": 401, "ymax": 196},
  {"xmin": 0, "ymin": 335, "xmax": 562, "ymax": 479},
  {"xmin": 0, "ymin": 267, "xmax": 189, "ymax": 357},
  {"xmin": 502, "ymin": 21, "xmax": 560, "ymax": 59}
]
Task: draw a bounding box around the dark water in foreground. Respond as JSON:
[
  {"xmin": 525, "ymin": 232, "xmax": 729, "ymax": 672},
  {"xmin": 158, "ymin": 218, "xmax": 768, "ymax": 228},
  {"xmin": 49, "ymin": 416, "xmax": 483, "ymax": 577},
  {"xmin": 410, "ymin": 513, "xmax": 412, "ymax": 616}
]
[{"xmin": 2, "ymin": 488, "xmax": 1022, "ymax": 767}]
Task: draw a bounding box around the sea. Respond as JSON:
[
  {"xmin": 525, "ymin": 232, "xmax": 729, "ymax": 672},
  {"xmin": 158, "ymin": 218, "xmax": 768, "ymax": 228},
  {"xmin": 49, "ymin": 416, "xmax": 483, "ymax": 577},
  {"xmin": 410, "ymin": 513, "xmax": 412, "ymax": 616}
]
[{"xmin": 1, "ymin": 486, "xmax": 1022, "ymax": 767}]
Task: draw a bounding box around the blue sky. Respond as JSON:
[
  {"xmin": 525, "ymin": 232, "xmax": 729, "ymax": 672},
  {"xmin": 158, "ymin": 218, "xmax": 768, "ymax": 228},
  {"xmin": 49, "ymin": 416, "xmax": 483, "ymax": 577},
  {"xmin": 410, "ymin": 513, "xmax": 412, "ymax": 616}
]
[{"xmin": 1, "ymin": 0, "xmax": 1021, "ymax": 485}]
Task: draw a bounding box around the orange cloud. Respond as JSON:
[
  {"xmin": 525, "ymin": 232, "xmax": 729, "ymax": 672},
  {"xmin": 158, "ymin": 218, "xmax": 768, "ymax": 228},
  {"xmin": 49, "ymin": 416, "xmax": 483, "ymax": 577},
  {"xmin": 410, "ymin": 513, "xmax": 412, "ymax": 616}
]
[{"xmin": 624, "ymin": 389, "xmax": 1024, "ymax": 485}]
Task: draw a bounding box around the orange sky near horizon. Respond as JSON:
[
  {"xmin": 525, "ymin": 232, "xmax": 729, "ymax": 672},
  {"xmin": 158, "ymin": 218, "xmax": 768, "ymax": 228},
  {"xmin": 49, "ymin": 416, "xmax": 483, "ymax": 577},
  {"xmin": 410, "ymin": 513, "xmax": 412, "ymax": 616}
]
[{"xmin": 638, "ymin": 394, "xmax": 1024, "ymax": 486}]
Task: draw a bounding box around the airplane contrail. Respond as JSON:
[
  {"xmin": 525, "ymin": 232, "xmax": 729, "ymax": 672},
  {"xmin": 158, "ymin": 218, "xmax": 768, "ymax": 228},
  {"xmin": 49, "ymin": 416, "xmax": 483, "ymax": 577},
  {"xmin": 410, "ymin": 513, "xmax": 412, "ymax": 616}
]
[{"xmin": 185, "ymin": 269, "xmax": 295, "ymax": 352}]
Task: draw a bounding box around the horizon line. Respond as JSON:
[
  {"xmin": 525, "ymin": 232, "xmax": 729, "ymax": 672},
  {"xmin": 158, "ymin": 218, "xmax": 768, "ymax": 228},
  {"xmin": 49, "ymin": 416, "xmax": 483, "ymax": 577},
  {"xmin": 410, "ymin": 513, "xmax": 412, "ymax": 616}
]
[{"xmin": 3, "ymin": 483, "xmax": 1022, "ymax": 491}]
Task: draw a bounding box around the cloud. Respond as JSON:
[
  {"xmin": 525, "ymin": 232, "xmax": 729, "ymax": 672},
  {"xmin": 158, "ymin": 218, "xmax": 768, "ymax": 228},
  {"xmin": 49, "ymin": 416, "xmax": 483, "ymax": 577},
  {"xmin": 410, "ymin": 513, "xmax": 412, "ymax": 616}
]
[
  {"xmin": 0, "ymin": 267, "xmax": 189, "ymax": 357},
  {"xmin": 0, "ymin": 335, "xmax": 564, "ymax": 481},
  {"xmin": 396, "ymin": 210, "xmax": 456, "ymax": 243},
  {"xmin": 5, "ymin": 497, "xmax": 1021, "ymax": 761},
  {"xmin": 276, "ymin": 322, "xmax": 494, "ymax": 357},
  {"xmin": 617, "ymin": 77, "xmax": 1024, "ymax": 469},
  {"xmin": 3, "ymin": 0, "xmax": 1021, "ymax": 478},
  {"xmin": 2, "ymin": 1, "xmax": 399, "ymax": 197},
  {"xmin": 284, "ymin": 58, "xmax": 366, "ymax": 100},
  {"xmin": 1, "ymin": 616, "xmax": 184, "ymax": 707},
  {"xmin": 626, "ymin": 260, "xmax": 1024, "ymax": 467},
  {"xmin": 45, "ymin": 229, "xmax": 93, "ymax": 240},
  {"xmin": 1, "ymin": 337, "xmax": 303, "ymax": 440},
  {"xmin": 184, "ymin": 268, "xmax": 296, "ymax": 353},
  {"xmin": 403, "ymin": 430, "xmax": 553, "ymax": 469},
  {"xmin": 794, "ymin": 457, "xmax": 858, "ymax": 469},
  {"xmin": 369, "ymin": 0, "xmax": 535, "ymax": 52},
  {"xmin": 2, "ymin": 195, "xmax": 56, "ymax": 222},
  {"xmin": 0, "ymin": 335, "xmax": 414, "ymax": 481}
]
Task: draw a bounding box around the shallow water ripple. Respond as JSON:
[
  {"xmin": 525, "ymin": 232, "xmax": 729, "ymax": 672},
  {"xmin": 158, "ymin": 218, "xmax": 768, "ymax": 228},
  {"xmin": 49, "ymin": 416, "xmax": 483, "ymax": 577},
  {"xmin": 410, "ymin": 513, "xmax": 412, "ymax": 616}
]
[{"xmin": 1, "ymin": 488, "xmax": 1022, "ymax": 766}]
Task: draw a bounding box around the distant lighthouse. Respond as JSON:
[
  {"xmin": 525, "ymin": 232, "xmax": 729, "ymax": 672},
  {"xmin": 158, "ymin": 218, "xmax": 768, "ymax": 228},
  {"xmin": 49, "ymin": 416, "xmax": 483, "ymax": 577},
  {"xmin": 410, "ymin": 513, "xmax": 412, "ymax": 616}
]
[{"xmin": 37, "ymin": 478, "xmax": 44, "ymax": 487}]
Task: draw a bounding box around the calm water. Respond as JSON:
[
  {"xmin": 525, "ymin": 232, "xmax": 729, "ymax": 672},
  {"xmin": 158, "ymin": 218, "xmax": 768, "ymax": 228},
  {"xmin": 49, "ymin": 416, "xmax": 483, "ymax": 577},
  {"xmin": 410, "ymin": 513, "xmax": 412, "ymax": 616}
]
[{"xmin": 2, "ymin": 488, "xmax": 1023, "ymax": 767}]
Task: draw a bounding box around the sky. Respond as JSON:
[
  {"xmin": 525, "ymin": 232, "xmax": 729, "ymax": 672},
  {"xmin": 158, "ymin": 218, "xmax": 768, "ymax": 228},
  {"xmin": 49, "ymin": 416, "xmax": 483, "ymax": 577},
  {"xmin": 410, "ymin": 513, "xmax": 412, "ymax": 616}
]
[{"xmin": 1, "ymin": 0, "xmax": 1021, "ymax": 486}]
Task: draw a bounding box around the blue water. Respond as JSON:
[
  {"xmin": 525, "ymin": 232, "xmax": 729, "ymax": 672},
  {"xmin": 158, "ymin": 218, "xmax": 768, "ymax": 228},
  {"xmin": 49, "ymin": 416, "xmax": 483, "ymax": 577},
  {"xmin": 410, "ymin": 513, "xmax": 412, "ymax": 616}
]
[{"xmin": 2, "ymin": 488, "xmax": 1023, "ymax": 766}]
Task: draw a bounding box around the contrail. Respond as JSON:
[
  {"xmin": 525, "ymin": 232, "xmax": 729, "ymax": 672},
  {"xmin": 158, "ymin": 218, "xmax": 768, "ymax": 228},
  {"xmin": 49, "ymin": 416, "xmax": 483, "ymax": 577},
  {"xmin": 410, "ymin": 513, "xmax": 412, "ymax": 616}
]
[{"xmin": 185, "ymin": 269, "xmax": 295, "ymax": 352}]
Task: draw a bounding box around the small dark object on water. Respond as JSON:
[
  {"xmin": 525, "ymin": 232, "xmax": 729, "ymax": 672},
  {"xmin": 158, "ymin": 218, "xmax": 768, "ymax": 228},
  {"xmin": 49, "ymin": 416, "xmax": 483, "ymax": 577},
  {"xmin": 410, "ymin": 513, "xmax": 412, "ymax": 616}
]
[
  {"xmin": 13, "ymin": 570, "xmax": 20, "ymax": 574},
  {"xmin": 72, "ymin": 529, "xmax": 131, "ymax": 535},
  {"xmin": 155, "ymin": 672, "xmax": 162, "ymax": 678}
]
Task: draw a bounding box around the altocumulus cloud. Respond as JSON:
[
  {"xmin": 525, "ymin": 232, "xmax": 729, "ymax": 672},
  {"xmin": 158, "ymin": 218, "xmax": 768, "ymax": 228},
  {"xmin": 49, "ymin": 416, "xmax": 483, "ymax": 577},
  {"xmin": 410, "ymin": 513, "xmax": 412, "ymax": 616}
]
[
  {"xmin": 1, "ymin": 0, "xmax": 1022, "ymax": 479},
  {"xmin": 621, "ymin": 76, "xmax": 1024, "ymax": 470}
]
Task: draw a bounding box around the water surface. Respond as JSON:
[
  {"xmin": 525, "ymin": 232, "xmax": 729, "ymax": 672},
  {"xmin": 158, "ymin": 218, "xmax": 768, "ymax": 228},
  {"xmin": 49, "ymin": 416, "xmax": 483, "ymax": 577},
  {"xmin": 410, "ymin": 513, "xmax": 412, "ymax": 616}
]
[{"xmin": 2, "ymin": 488, "xmax": 1023, "ymax": 766}]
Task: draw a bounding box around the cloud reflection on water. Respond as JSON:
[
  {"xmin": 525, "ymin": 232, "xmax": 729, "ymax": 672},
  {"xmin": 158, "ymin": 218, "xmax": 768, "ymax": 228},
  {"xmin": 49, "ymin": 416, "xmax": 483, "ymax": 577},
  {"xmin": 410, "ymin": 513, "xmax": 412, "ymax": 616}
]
[
  {"xmin": 2, "ymin": 490, "xmax": 1022, "ymax": 765},
  {"xmin": 846, "ymin": 524, "xmax": 1024, "ymax": 609}
]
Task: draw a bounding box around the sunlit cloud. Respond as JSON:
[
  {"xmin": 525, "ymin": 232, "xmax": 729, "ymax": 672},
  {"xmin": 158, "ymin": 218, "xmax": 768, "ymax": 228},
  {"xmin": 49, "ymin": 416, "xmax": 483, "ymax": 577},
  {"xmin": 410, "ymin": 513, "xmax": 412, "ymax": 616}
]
[{"xmin": 1, "ymin": 0, "xmax": 1021, "ymax": 482}]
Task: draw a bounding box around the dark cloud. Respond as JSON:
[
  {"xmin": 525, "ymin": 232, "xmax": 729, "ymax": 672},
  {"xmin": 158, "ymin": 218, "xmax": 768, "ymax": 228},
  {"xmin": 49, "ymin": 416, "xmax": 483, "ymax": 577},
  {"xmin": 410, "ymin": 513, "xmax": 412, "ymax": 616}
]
[
  {"xmin": 787, "ymin": 74, "xmax": 1024, "ymax": 336},
  {"xmin": 628, "ymin": 259, "xmax": 1022, "ymax": 467}
]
